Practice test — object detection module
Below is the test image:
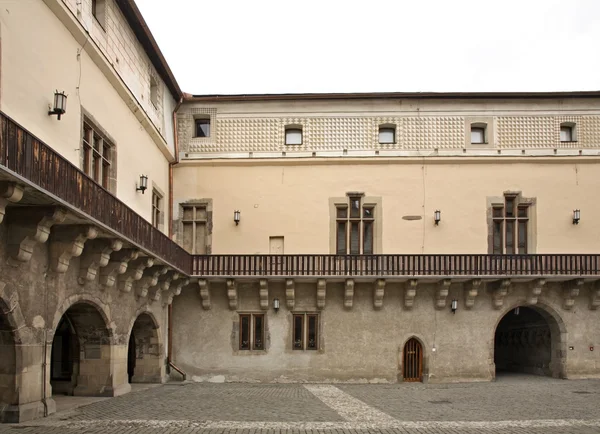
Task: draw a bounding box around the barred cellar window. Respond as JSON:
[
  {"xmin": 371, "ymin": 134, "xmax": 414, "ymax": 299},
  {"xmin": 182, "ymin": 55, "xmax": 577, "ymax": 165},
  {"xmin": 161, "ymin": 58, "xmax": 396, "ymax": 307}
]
[
  {"xmin": 239, "ymin": 313, "xmax": 265, "ymax": 350},
  {"xmin": 293, "ymin": 313, "xmax": 319, "ymax": 350}
]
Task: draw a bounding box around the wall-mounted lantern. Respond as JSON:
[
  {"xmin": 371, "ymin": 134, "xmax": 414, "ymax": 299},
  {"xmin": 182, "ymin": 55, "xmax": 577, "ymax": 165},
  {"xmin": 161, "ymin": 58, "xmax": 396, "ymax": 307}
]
[
  {"xmin": 273, "ymin": 298, "xmax": 280, "ymax": 313},
  {"xmin": 234, "ymin": 210, "xmax": 241, "ymax": 226},
  {"xmin": 48, "ymin": 91, "xmax": 67, "ymax": 120},
  {"xmin": 451, "ymin": 299, "xmax": 457, "ymax": 314},
  {"xmin": 136, "ymin": 174, "xmax": 148, "ymax": 194},
  {"xmin": 434, "ymin": 210, "xmax": 441, "ymax": 226},
  {"xmin": 573, "ymin": 209, "xmax": 580, "ymax": 225}
]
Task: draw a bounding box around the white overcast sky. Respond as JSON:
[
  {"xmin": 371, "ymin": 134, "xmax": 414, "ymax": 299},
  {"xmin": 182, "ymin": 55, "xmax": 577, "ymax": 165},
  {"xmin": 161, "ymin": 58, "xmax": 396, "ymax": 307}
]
[{"xmin": 136, "ymin": 0, "xmax": 600, "ymax": 95}]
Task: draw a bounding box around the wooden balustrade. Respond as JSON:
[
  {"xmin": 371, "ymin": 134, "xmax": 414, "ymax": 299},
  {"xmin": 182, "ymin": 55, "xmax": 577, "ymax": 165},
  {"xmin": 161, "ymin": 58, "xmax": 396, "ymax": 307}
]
[
  {"xmin": 0, "ymin": 111, "xmax": 191, "ymax": 274},
  {"xmin": 191, "ymin": 254, "xmax": 600, "ymax": 277}
]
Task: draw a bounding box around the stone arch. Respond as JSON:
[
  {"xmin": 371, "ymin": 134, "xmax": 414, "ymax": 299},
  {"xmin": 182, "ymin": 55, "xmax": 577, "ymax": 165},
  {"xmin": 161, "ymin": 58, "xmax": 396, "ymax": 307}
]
[
  {"xmin": 51, "ymin": 294, "xmax": 114, "ymax": 343},
  {"xmin": 492, "ymin": 301, "xmax": 567, "ymax": 379},
  {"xmin": 0, "ymin": 296, "xmax": 18, "ymax": 422},
  {"xmin": 126, "ymin": 308, "xmax": 164, "ymax": 384},
  {"xmin": 398, "ymin": 335, "xmax": 428, "ymax": 383},
  {"xmin": 0, "ymin": 281, "xmax": 28, "ymax": 345},
  {"xmin": 50, "ymin": 296, "xmax": 116, "ymax": 396}
]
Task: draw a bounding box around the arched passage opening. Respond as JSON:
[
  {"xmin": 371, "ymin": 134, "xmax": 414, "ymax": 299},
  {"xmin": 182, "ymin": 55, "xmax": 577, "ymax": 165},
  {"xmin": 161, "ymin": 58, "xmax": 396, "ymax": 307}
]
[
  {"xmin": 494, "ymin": 305, "xmax": 566, "ymax": 379},
  {"xmin": 0, "ymin": 307, "xmax": 17, "ymax": 421},
  {"xmin": 50, "ymin": 302, "xmax": 112, "ymax": 396},
  {"xmin": 127, "ymin": 313, "xmax": 163, "ymax": 383}
]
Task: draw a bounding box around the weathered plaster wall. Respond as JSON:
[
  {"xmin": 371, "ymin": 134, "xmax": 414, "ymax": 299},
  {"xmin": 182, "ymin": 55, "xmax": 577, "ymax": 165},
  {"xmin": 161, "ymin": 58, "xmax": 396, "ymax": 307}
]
[
  {"xmin": 172, "ymin": 281, "xmax": 600, "ymax": 383},
  {"xmin": 173, "ymin": 160, "xmax": 600, "ymax": 254},
  {"xmin": 0, "ymin": 1, "xmax": 172, "ymax": 229}
]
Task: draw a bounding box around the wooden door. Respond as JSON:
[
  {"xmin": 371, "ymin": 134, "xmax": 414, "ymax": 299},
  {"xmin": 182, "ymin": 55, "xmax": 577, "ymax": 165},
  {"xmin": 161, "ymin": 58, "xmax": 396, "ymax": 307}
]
[{"xmin": 403, "ymin": 338, "xmax": 423, "ymax": 382}]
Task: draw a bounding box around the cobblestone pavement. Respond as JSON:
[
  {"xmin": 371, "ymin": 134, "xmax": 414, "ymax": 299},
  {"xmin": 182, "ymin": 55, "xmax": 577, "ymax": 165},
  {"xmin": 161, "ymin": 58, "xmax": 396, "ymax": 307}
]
[{"xmin": 1, "ymin": 374, "xmax": 599, "ymax": 433}]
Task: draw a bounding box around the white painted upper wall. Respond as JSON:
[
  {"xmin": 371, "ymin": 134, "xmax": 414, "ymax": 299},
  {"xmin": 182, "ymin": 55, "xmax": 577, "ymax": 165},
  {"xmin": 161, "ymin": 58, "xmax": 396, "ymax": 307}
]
[{"xmin": 0, "ymin": 0, "xmax": 172, "ymax": 231}]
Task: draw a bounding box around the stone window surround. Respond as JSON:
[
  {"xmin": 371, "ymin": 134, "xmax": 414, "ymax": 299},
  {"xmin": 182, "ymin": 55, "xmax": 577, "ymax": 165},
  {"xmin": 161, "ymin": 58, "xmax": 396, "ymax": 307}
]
[
  {"xmin": 465, "ymin": 116, "xmax": 495, "ymax": 148},
  {"xmin": 486, "ymin": 191, "xmax": 536, "ymax": 254},
  {"xmin": 188, "ymin": 108, "xmax": 217, "ymax": 144},
  {"xmin": 290, "ymin": 311, "xmax": 323, "ymax": 352},
  {"xmin": 284, "ymin": 124, "xmax": 303, "ymax": 146},
  {"xmin": 378, "ymin": 123, "xmax": 397, "ymax": 144},
  {"xmin": 79, "ymin": 107, "xmax": 118, "ymax": 194},
  {"xmin": 560, "ymin": 121, "xmax": 577, "ymax": 142},
  {"xmin": 232, "ymin": 312, "xmax": 268, "ymax": 355},
  {"xmin": 175, "ymin": 198, "xmax": 213, "ymax": 254},
  {"xmin": 329, "ymin": 193, "xmax": 382, "ymax": 254}
]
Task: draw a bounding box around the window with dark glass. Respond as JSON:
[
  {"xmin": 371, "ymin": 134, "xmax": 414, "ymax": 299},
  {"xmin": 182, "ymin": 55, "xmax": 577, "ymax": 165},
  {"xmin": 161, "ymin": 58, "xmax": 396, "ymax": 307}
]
[
  {"xmin": 238, "ymin": 313, "xmax": 265, "ymax": 351},
  {"xmin": 152, "ymin": 189, "xmax": 162, "ymax": 229},
  {"xmin": 336, "ymin": 196, "xmax": 375, "ymax": 254},
  {"xmin": 195, "ymin": 118, "xmax": 210, "ymax": 137},
  {"xmin": 83, "ymin": 120, "xmax": 113, "ymax": 190},
  {"xmin": 292, "ymin": 313, "xmax": 319, "ymax": 351},
  {"xmin": 492, "ymin": 195, "xmax": 529, "ymax": 254}
]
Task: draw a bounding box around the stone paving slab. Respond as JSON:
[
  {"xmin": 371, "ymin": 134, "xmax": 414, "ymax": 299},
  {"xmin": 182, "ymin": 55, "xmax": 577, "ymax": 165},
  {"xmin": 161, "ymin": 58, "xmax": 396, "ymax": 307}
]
[
  {"xmin": 338, "ymin": 375, "xmax": 600, "ymax": 422},
  {"xmin": 1, "ymin": 376, "xmax": 600, "ymax": 434}
]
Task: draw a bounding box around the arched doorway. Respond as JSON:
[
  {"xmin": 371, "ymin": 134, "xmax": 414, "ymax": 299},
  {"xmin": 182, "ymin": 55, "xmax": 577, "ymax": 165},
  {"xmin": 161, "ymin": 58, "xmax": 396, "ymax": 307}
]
[
  {"xmin": 50, "ymin": 302, "xmax": 111, "ymax": 396},
  {"xmin": 127, "ymin": 313, "xmax": 162, "ymax": 383},
  {"xmin": 494, "ymin": 305, "xmax": 566, "ymax": 378},
  {"xmin": 0, "ymin": 308, "xmax": 17, "ymax": 421},
  {"xmin": 403, "ymin": 338, "xmax": 423, "ymax": 382}
]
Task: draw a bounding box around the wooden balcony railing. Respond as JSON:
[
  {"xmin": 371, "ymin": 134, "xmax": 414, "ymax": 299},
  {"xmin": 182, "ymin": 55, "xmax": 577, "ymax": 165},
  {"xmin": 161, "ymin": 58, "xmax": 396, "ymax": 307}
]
[
  {"xmin": 0, "ymin": 111, "xmax": 191, "ymax": 274},
  {"xmin": 191, "ymin": 254, "xmax": 600, "ymax": 277}
]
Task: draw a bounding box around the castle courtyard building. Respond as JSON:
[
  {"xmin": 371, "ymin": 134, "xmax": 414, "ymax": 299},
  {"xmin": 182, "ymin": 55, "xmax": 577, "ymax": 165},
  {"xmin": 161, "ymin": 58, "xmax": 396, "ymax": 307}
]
[{"xmin": 0, "ymin": 0, "xmax": 599, "ymax": 425}]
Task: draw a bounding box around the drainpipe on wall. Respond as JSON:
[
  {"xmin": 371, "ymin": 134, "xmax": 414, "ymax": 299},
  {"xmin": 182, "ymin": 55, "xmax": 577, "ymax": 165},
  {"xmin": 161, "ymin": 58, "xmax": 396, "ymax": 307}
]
[{"xmin": 166, "ymin": 96, "xmax": 187, "ymax": 382}]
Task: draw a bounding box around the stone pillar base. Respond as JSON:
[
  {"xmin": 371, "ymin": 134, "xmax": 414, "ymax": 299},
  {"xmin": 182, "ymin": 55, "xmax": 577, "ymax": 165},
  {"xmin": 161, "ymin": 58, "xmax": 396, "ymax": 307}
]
[
  {"xmin": 131, "ymin": 374, "xmax": 166, "ymax": 384},
  {"xmin": 0, "ymin": 398, "xmax": 55, "ymax": 423}
]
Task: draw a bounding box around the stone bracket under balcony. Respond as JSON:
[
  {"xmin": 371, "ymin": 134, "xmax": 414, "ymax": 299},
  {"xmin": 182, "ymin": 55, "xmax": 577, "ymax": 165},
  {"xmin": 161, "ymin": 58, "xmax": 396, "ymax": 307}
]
[
  {"xmin": 78, "ymin": 239, "xmax": 124, "ymax": 284},
  {"xmin": 49, "ymin": 225, "xmax": 98, "ymax": 273},
  {"xmin": 100, "ymin": 249, "xmax": 139, "ymax": 289},
  {"xmin": 0, "ymin": 182, "xmax": 24, "ymax": 224}
]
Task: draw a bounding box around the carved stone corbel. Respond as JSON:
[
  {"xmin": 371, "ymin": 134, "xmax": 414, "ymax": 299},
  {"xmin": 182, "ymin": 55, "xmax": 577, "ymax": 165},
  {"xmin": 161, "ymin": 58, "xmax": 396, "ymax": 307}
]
[
  {"xmin": 590, "ymin": 282, "xmax": 600, "ymax": 310},
  {"xmin": 435, "ymin": 279, "xmax": 451, "ymax": 310},
  {"xmin": 0, "ymin": 182, "xmax": 24, "ymax": 224},
  {"xmin": 344, "ymin": 279, "xmax": 354, "ymax": 309},
  {"xmin": 285, "ymin": 279, "xmax": 295, "ymax": 309},
  {"xmin": 374, "ymin": 279, "xmax": 385, "ymax": 310},
  {"xmin": 562, "ymin": 279, "xmax": 583, "ymax": 310},
  {"xmin": 528, "ymin": 279, "xmax": 546, "ymax": 305},
  {"xmin": 99, "ymin": 249, "xmax": 138, "ymax": 288},
  {"xmin": 259, "ymin": 279, "xmax": 269, "ymax": 310},
  {"xmin": 198, "ymin": 279, "xmax": 211, "ymax": 310},
  {"xmin": 317, "ymin": 279, "xmax": 326, "ymax": 310},
  {"xmin": 149, "ymin": 271, "xmax": 181, "ymax": 302},
  {"xmin": 492, "ymin": 279, "xmax": 511, "ymax": 309},
  {"xmin": 8, "ymin": 207, "xmax": 67, "ymax": 264},
  {"xmin": 49, "ymin": 225, "xmax": 98, "ymax": 273},
  {"xmin": 227, "ymin": 279, "xmax": 238, "ymax": 310},
  {"xmin": 464, "ymin": 279, "xmax": 481, "ymax": 309},
  {"xmin": 171, "ymin": 277, "xmax": 189, "ymax": 297},
  {"xmin": 404, "ymin": 279, "xmax": 418, "ymax": 309},
  {"xmin": 162, "ymin": 292, "xmax": 175, "ymax": 307},
  {"xmin": 118, "ymin": 256, "xmax": 154, "ymax": 293},
  {"xmin": 78, "ymin": 239, "xmax": 123, "ymax": 284},
  {"xmin": 140, "ymin": 266, "xmax": 170, "ymax": 300}
]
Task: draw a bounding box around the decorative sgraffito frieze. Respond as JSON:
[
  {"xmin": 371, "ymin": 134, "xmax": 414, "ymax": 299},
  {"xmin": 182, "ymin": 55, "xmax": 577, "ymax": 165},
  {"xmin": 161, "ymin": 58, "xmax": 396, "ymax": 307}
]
[
  {"xmin": 226, "ymin": 279, "xmax": 238, "ymax": 310},
  {"xmin": 373, "ymin": 279, "xmax": 385, "ymax": 310},
  {"xmin": 590, "ymin": 282, "xmax": 600, "ymax": 310},
  {"xmin": 78, "ymin": 239, "xmax": 123, "ymax": 284},
  {"xmin": 344, "ymin": 279, "xmax": 354, "ymax": 309},
  {"xmin": 562, "ymin": 279, "xmax": 584, "ymax": 310},
  {"xmin": 0, "ymin": 182, "xmax": 23, "ymax": 224},
  {"xmin": 402, "ymin": 117, "xmax": 464, "ymax": 150},
  {"xmin": 49, "ymin": 225, "xmax": 98, "ymax": 273},
  {"xmin": 118, "ymin": 257, "xmax": 154, "ymax": 293},
  {"xmin": 464, "ymin": 279, "xmax": 481, "ymax": 309},
  {"xmin": 8, "ymin": 207, "xmax": 67, "ymax": 264},
  {"xmin": 317, "ymin": 279, "xmax": 326, "ymax": 310},
  {"xmin": 285, "ymin": 279, "xmax": 295, "ymax": 309},
  {"xmin": 404, "ymin": 279, "xmax": 418, "ymax": 309},
  {"xmin": 259, "ymin": 279, "xmax": 269, "ymax": 310},
  {"xmin": 100, "ymin": 249, "xmax": 138, "ymax": 288},
  {"xmin": 528, "ymin": 279, "xmax": 546, "ymax": 305},
  {"xmin": 435, "ymin": 279, "xmax": 451, "ymax": 310},
  {"xmin": 492, "ymin": 279, "xmax": 511, "ymax": 309},
  {"xmin": 198, "ymin": 279, "xmax": 211, "ymax": 310}
]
